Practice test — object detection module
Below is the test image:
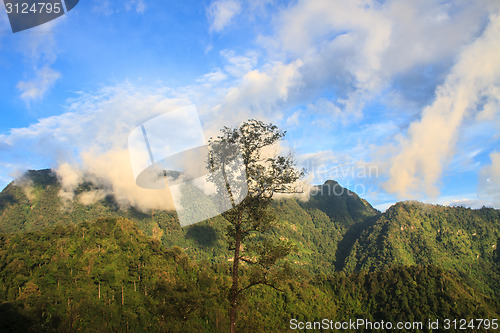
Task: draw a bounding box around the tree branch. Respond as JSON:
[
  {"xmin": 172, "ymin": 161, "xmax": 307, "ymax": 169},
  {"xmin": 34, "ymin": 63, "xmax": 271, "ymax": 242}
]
[
  {"xmin": 238, "ymin": 256, "xmax": 256, "ymax": 265},
  {"xmin": 238, "ymin": 280, "xmax": 284, "ymax": 295}
]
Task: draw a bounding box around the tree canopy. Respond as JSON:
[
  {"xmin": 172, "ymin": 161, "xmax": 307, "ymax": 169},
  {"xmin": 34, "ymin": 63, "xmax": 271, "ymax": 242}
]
[{"xmin": 208, "ymin": 119, "xmax": 304, "ymax": 332}]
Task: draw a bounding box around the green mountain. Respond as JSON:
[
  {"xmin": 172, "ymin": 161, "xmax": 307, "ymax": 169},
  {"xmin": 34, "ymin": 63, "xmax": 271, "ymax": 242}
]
[
  {"xmin": 342, "ymin": 201, "xmax": 500, "ymax": 297},
  {"xmin": 0, "ymin": 218, "xmax": 497, "ymax": 332},
  {"xmin": 0, "ymin": 218, "xmax": 224, "ymax": 332},
  {"xmin": 0, "ymin": 170, "xmax": 379, "ymax": 273},
  {"xmin": 0, "ymin": 169, "xmax": 499, "ymax": 331}
]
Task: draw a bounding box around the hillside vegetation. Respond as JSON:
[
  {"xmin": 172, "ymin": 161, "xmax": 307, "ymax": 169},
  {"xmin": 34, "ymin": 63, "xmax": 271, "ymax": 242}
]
[{"xmin": 0, "ymin": 170, "xmax": 498, "ymax": 331}]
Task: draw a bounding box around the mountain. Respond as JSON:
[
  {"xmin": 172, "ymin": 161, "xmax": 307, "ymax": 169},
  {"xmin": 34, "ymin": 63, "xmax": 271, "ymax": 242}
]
[
  {"xmin": 0, "ymin": 169, "xmax": 499, "ymax": 331},
  {"xmin": 1, "ymin": 170, "xmax": 498, "ymax": 276},
  {"xmin": 0, "ymin": 169, "xmax": 176, "ymax": 234},
  {"xmin": 342, "ymin": 201, "xmax": 500, "ymax": 297},
  {"xmin": 0, "ymin": 169, "xmax": 379, "ymax": 273},
  {"xmin": 0, "ymin": 218, "xmax": 497, "ymax": 332},
  {"xmin": 304, "ymin": 179, "xmax": 378, "ymax": 226},
  {"xmin": 0, "ymin": 218, "xmax": 222, "ymax": 332}
]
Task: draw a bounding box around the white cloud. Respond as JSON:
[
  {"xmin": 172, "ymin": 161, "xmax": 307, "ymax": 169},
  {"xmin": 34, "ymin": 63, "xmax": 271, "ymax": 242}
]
[
  {"xmin": 13, "ymin": 17, "xmax": 63, "ymax": 103},
  {"xmin": 208, "ymin": 0, "xmax": 242, "ymax": 32},
  {"xmin": 479, "ymin": 152, "xmax": 500, "ymax": 207},
  {"xmin": 307, "ymin": 98, "xmax": 342, "ymax": 119},
  {"xmin": 383, "ymin": 13, "xmax": 500, "ymax": 198},
  {"xmin": 220, "ymin": 60, "xmax": 303, "ymax": 121},
  {"xmin": 264, "ymin": 0, "xmax": 392, "ymax": 113},
  {"xmin": 126, "ymin": 0, "xmax": 146, "ymax": 14},
  {"xmin": 286, "ymin": 110, "xmax": 301, "ymax": 127},
  {"xmin": 298, "ymin": 150, "xmax": 378, "ymax": 185},
  {"xmin": 1, "ymin": 84, "xmax": 189, "ymax": 211},
  {"xmin": 56, "ymin": 162, "xmax": 83, "ymax": 201},
  {"xmin": 299, "ymin": 150, "xmax": 337, "ymax": 172},
  {"xmin": 3, "ymin": 84, "xmax": 189, "ymax": 151},
  {"xmin": 374, "ymin": 202, "xmax": 395, "ymax": 212},
  {"xmin": 197, "ymin": 70, "xmax": 228, "ymax": 83},
  {"xmin": 435, "ymin": 195, "xmax": 486, "ymax": 209},
  {"xmin": 79, "ymin": 149, "xmax": 175, "ymax": 211},
  {"xmin": 221, "ymin": 49, "xmax": 258, "ymax": 77},
  {"xmin": 374, "ymin": 193, "xmax": 490, "ymax": 212},
  {"xmin": 16, "ymin": 67, "xmax": 61, "ymax": 102},
  {"xmin": 258, "ymin": 0, "xmax": 496, "ymax": 117},
  {"xmin": 55, "ymin": 149, "xmax": 175, "ymax": 211}
]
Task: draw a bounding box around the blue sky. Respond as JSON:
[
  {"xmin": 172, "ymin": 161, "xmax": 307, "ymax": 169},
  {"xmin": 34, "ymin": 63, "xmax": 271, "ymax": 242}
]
[{"xmin": 1, "ymin": 0, "xmax": 500, "ymax": 211}]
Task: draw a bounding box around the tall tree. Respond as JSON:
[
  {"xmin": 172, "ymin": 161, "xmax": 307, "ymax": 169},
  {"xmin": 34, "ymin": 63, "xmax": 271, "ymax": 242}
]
[{"xmin": 207, "ymin": 119, "xmax": 304, "ymax": 333}]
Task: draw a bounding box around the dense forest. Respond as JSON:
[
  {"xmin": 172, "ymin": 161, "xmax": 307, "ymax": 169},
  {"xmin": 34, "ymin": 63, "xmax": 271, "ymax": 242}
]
[{"xmin": 0, "ymin": 170, "xmax": 499, "ymax": 332}]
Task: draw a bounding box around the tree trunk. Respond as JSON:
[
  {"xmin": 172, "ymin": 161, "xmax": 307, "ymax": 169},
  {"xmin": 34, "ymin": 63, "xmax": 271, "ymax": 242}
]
[{"xmin": 230, "ymin": 224, "xmax": 241, "ymax": 333}]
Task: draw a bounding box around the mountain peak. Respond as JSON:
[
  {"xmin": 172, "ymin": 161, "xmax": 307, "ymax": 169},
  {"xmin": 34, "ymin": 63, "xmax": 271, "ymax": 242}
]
[{"xmin": 19, "ymin": 169, "xmax": 58, "ymax": 187}]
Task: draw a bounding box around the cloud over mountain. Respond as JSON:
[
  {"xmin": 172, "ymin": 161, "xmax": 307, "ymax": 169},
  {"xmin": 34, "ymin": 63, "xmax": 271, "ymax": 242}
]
[{"xmin": 1, "ymin": 0, "xmax": 499, "ymax": 209}]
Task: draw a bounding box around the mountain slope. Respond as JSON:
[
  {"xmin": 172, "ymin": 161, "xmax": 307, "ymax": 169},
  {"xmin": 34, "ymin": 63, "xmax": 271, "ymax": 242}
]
[
  {"xmin": 0, "ymin": 217, "xmax": 222, "ymax": 332},
  {"xmin": 0, "ymin": 170, "xmax": 378, "ymax": 274},
  {"xmin": 0, "ymin": 218, "xmax": 497, "ymax": 332},
  {"xmin": 302, "ymin": 180, "xmax": 378, "ymax": 226},
  {"xmin": 2, "ymin": 170, "xmax": 499, "ymax": 283},
  {"xmin": 343, "ymin": 201, "xmax": 500, "ymax": 297},
  {"xmin": 0, "ymin": 170, "xmax": 499, "ymax": 331}
]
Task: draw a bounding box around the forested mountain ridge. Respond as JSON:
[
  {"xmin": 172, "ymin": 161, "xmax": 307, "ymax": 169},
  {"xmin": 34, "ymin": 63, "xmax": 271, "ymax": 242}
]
[
  {"xmin": 0, "ymin": 169, "xmax": 499, "ymax": 331},
  {"xmin": 0, "ymin": 170, "xmax": 379, "ymax": 233},
  {"xmin": 343, "ymin": 201, "xmax": 500, "ymax": 297},
  {"xmin": 0, "ymin": 169, "xmax": 379, "ymax": 273},
  {"xmin": 0, "ymin": 218, "xmax": 225, "ymax": 332},
  {"xmin": 0, "ymin": 169, "xmax": 498, "ymax": 278},
  {"xmin": 0, "ymin": 217, "xmax": 498, "ymax": 332}
]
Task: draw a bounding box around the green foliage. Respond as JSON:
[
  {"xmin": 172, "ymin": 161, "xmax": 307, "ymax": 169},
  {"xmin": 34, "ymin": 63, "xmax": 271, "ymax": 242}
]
[
  {"xmin": 0, "ymin": 170, "xmax": 378, "ymax": 275},
  {"xmin": 304, "ymin": 180, "xmax": 379, "ymax": 227},
  {"xmin": 323, "ymin": 265, "xmax": 499, "ymax": 325},
  {"xmin": 208, "ymin": 120, "xmax": 304, "ymax": 332},
  {"xmin": 0, "ymin": 170, "xmax": 499, "ymax": 331},
  {"xmin": 0, "ymin": 218, "xmax": 220, "ymax": 332},
  {"xmin": 1, "ymin": 218, "xmax": 496, "ymax": 332},
  {"xmin": 343, "ymin": 201, "xmax": 500, "ymax": 298}
]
